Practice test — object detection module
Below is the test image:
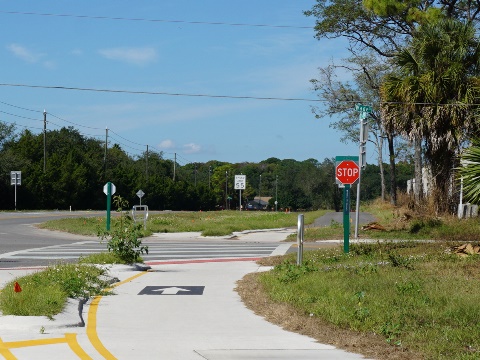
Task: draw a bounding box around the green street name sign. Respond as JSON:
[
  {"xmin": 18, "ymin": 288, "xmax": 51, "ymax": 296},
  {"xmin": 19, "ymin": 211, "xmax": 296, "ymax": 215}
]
[{"xmin": 355, "ymin": 104, "xmax": 372, "ymax": 113}]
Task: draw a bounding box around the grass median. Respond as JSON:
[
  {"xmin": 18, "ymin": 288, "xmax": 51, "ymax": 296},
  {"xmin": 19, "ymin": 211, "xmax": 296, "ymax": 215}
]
[{"xmin": 38, "ymin": 209, "xmax": 325, "ymax": 237}]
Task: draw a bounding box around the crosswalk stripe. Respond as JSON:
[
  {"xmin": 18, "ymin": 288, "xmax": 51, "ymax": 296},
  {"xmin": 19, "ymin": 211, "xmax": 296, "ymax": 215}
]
[{"xmin": 1, "ymin": 239, "xmax": 285, "ymax": 263}]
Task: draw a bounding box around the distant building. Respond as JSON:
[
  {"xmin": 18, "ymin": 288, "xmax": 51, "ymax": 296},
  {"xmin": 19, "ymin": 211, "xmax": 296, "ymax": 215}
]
[{"xmin": 246, "ymin": 197, "xmax": 271, "ymax": 210}]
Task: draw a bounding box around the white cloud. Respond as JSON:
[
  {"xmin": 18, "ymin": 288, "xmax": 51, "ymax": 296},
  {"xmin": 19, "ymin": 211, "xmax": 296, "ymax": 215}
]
[
  {"xmin": 237, "ymin": 33, "xmax": 310, "ymax": 57},
  {"xmin": 98, "ymin": 47, "xmax": 157, "ymax": 65},
  {"xmin": 158, "ymin": 139, "xmax": 175, "ymax": 149},
  {"xmin": 183, "ymin": 143, "xmax": 202, "ymax": 154},
  {"xmin": 157, "ymin": 139, "xmax": 202, "ymax": 155},
  {"xmin": 7, "ymin": 44, "xmax": 42, "ymax": 63},
  {"xmin": 71, "ymin": 49, "xmax": 83, "ymax": 56},
  {"xmin": 43, "ymin": 60, "xmax": 56, "ymax": 69}
]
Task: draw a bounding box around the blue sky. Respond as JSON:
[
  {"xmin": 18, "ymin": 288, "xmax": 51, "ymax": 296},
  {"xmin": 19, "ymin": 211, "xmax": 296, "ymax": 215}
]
[{"xmin": 0, "ymin": 1, "xmax": 359, "ymax": 166}]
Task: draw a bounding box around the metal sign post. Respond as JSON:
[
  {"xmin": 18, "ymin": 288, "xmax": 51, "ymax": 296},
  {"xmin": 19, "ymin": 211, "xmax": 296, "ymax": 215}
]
[
  {"xmin": 10, "ymin": 171, "xmax": 21, "ymax": 211},
  {"xmin": 335, "ymin": 156, "xmax": 359, "ymax": 253},
  {"xmin": 234, "ymin": 175, "xmax": 246, "ymax": 211},
  {"xmin": 343, "ymin": 184, "xmax": 351, "ymax": 253},
  {"xmin": 103, "ymin": 182, "xmax": 116, "ymax": 231},
  {"xmin": 297, "ymin": 214, "xmax": 304, "ymax": 265},
  {"xmin": 136, "ymin": 189, "xmax": 145, "ymax": 206},
  {"xmin": 354, "ymin": 104, "xmax": 372, "ymax": 239}
]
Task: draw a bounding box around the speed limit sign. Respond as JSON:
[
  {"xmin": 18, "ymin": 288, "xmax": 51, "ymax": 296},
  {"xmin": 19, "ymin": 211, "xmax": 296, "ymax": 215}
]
[{"xmin": 234, "ymin": 175, "xmax": 246, "ymax": 190}]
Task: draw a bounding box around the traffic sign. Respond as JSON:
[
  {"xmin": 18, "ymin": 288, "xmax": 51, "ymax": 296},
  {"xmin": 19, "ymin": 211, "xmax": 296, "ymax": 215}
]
[
  {"xmin": 103, "ymin": 183, "xmax": 116, "ymax": 195},
  {"xmin": 136, "ymin": 190, "xmax": 145, "ymax": 198},
  {"xmin": 10, "ymin": 171, "xmax": 21, "ymax": 185},
  {"xmin": 355, "ymin": 104, "xmax": 372, "ymax": 113},
  {"xmin": 336, "ymin": 160, "xmax": 360, "ymax": 184},
  {"xmin": 234, "ymin": 175, "xmax": 246, "ymax": 190}
]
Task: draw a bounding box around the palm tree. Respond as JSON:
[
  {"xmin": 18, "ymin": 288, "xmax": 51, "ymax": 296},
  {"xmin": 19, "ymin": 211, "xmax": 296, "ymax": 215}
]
[
  {"xmin": 458, "ymin": 139, "xmax": 480, "ymax": 204},
  {"xmin": 381, "ymin": 18, "xmax": 480, "ymax": 213}
]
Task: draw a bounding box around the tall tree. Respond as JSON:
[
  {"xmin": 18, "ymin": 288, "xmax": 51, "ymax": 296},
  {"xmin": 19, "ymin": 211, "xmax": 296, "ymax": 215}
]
[
  {"xmin": 306, "ymin": 1, "xmax": 480, "ymax": 207},
  {"xmin": 310, "ymin": 52, "xmax": 403, "ymax": 203},
  {"xmin": 381, "ymin": 18, "xmax": 480, "ymax": 212},
  {"xmin": 458, "ymin": 139, "xmax": 480, "ymax": 204}
]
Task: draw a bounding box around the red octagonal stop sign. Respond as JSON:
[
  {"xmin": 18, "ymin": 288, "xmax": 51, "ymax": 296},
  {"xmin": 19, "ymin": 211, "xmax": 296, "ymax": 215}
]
[{"xmin": 336, "ymin": 160, "xmax": 360, "ymax": 184}]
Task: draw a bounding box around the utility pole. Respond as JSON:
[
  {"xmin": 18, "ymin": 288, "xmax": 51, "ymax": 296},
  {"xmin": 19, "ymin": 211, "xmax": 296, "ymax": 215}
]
[
  {"xmin": 225, "ymin": 171, "xmax": 228, "ymax": 209},
  {"xmin": 145, "ymin": 145, "xmax": 149, "ymax": 183},
  {"xmin": 259, "ymin": 174, "xmax": 262, "ymax": 209},
  {"xmin": 194, "ymin": 163, "xmax": 197, "ymax": 187},
  {"xmin": 173, "ymin": 153, "xmax": 176, "ymax": 181},
  {"xmin": 104, "ymin": 127, "xmax": 108, "ymax": 180},
  {"xmin": 43, "ymin": 110, "xmax": 47, "ymax": 173},
  {"xmin": 275, "ymin": 175, "xmax": 278, "ymax": 212},
  {"xmin": 208, "ymin": 166, "xmax": 211, "ymax": 189}
]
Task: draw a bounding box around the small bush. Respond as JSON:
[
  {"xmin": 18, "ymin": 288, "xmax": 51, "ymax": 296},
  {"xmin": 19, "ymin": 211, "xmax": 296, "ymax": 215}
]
[{"xmin": 98, "ymin": 195, "xmax": 148, "ymax": 264}]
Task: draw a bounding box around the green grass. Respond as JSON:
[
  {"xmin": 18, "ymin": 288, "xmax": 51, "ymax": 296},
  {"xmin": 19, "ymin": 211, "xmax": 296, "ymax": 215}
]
[
  {"xmin": 0, "ymin": 263, "xmax": 112, "ymax": 318},
  {"xmin": 259, "ymin": 242, "xmax": 480, "ymax": 359},
  {"xmin": 78, "ymin": 252, "xmax": 132, "ymax": 265},
  {"xmin": 2, "ymin": 210, "xmax": 325, "ymax": 317},
  {"xmin": 39, "ymin": 210, "xmax": 327, "ymax": 237}
]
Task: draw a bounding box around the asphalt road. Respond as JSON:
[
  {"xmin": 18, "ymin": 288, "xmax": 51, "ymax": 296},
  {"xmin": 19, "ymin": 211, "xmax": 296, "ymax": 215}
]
[
  {"xmin": 308, "ymin": 211, "xmax": 377, "ymax": 227},
  {"xmin": 0, "ymin": 211, "xmax": 104, "ymax": 268},
  {"xmin": 0, "ymin": 210, "xmax": 377, "ymax": 268},
  {"xmin": 0, "ymin": 211, "xmax": 103, "ymax": 253}
]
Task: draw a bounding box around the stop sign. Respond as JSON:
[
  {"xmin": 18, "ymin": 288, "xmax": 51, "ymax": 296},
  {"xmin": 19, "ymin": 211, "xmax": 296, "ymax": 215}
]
[{"xmin": 336, "ymin": 160, "xmax": 360, "ymax": 184}]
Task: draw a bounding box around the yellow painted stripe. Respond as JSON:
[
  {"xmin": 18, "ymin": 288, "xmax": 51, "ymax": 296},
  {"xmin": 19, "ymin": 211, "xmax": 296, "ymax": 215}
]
[
  {"xmin": 4, "ymin": 336, "xmax": 67, "ymax": 348},
  {"xmin": 112, "ymin": 271, "xmax": 148, "ymax": 288},
  {"xmin": 87, "ymin": 271, "xmax": 148, "ymax": 360},
  {"xmin": 65, "ymin": 333, "xmax": 93, "ymax": 360},
  {"xmin": 0, "ymin": 337, "xmax": 17, "ymax": 360},
  {"xmin": 87, "ymin": 296, "xmax": 116, "ymax": 360},
  {"xmin": 0, "ymin": 333, "xmax": 95, "ymax": 359}
]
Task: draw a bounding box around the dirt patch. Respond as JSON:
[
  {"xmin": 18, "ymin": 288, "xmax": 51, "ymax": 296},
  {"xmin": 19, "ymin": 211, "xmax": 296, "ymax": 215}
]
[{"xmin": 236, "ymin": 272, "xmax": 422, "ymax": 360}]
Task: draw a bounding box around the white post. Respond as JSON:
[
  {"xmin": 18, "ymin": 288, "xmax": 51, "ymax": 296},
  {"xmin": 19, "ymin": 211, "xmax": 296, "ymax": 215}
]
[
  {"xmin": 355, "ymin": 111, "xmax": 369, "ymax": 239},
  {"xmin": 14, "ymin": 174, "xmax": 17, "ymax": 211},
  {"xmin": 297, "ymin": 214, "xmax": 304, "ymax": 265}
]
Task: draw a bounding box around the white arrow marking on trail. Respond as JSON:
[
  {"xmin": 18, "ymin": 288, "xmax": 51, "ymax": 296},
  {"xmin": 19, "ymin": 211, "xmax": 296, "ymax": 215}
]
[{"xmin": 154, "ymin": 287, "xmax": 191, "ymax": 295}]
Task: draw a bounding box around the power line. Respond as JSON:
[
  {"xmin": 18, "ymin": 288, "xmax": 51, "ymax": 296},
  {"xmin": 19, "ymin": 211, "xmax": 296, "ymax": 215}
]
[
  {"xmin": 109, "ymin": 129, "xmax": 146, "ymax": 147},
  {"xmin": 176, "ymin": 153, "xmax": 193, "ymax": 164},
  {"xmin": 0, "ymin": 100, "xmax": 146, "ymax": 152},
  {"xmin": 0, "ymin": 100, "xmax": 195, "ymax": 162},
  {"xmin": 109, "ymin": 133, "xmax": 145, "ymax": 153},
  {"xmin": 0, "ymin": 83, "xmax": 323, "ymax": 102},
  {"xmin": 0, "ymin": 110, "xmax": 41, "ymax": 122},
  {"xmin": 0, "ymin": 100, "xmax": 42, "ymax": 113},
  {"xmin": 0, "ymin": 10, "xmax": 313, "ymax": 29},
  {"xmin": 48, "ymin": 112, "xmax": 105, "ymax": 130},
  {"xmin": 6, "ymin": 84, "xmax": 478, "ymax": 106},
  {"xmin": 0, "ymin": 117, "xmax": 43, "ymax": 131}
]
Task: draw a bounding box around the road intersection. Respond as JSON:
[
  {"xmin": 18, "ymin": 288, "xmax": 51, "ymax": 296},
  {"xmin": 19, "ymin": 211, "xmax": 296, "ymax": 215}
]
[{"xmin": 0, "ymin": 212, "xmax": 372, "ymax": 359}]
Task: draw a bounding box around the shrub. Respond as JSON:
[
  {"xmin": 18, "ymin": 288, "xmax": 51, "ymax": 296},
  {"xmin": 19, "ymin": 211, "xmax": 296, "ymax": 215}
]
[{"xmin": 98, "ymin": 195, "xmax": 148, "ymax": 264}]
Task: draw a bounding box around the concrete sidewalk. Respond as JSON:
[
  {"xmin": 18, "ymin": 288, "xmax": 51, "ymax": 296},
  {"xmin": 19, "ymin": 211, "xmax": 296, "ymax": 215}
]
[
  {"xmin": 0, "ymin": 261, "xmax": 371, "ymax": 359},
  {"xmin": 0, "ymin": 226, "xmax": 373, "ymax": 360}
]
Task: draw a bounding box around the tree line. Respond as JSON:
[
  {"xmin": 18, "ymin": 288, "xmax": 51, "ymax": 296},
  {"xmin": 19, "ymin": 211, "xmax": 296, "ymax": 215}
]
[{"xmin": 0, "ymin": 124, "xmax": 414, "ymax": 211}]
